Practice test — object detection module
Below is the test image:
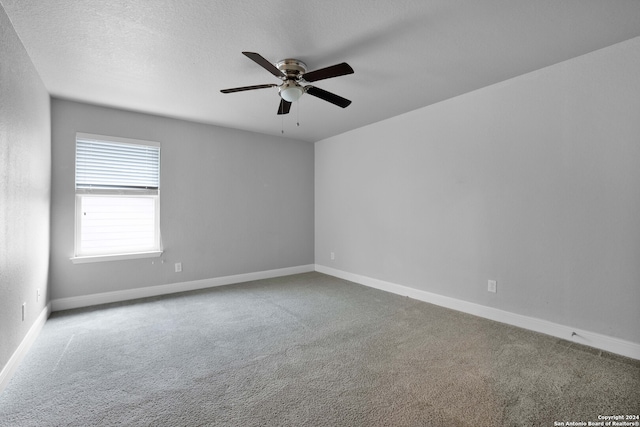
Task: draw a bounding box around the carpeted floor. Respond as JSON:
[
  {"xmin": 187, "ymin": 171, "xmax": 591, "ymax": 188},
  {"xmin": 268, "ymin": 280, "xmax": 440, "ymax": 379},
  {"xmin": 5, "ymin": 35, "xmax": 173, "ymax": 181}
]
[{"xmin": 1, "ymin": 272, "xmax": 638, "ymax": 426}]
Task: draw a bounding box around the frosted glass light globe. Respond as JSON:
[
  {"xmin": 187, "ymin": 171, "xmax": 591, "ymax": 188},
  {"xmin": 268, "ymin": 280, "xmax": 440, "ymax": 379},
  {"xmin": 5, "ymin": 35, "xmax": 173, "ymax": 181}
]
[{"xmin": 280, "ymin": 84, "xmax": 303, "ymax": 102}]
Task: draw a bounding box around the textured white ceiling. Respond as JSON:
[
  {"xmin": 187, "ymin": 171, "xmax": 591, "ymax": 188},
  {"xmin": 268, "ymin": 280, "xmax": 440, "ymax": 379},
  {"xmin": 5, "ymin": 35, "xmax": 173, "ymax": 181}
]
[{"xmin": 2, "ymin": 0, "xmax": 640, "ymax": 142}]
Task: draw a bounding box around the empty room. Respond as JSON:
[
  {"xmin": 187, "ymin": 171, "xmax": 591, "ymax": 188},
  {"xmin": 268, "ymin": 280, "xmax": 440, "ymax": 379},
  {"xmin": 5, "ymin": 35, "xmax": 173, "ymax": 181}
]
[{"xmin": 1, "ymin": 1, "xmax": 639, "ymax": 426}]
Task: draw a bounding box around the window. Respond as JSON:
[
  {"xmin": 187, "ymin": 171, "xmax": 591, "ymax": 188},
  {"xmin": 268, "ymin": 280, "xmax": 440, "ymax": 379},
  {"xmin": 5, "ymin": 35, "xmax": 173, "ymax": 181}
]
[{"xmin": 72, "ymin": 133, "xmax": 162, "ymax": 263}]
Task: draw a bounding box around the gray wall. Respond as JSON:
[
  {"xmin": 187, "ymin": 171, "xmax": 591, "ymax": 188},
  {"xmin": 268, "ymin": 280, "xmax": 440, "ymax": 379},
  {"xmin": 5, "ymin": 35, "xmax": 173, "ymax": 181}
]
[
  {"xmin": 315, "ymin": 37, "xmax": 640, "ymax": 344},
  {"xmin": 0, "ymin": 7, "xmax": 51, "ymax": 370},
  {"xmin": 50, "ymin": 99, "xmax": 314, "ymax": 300}
]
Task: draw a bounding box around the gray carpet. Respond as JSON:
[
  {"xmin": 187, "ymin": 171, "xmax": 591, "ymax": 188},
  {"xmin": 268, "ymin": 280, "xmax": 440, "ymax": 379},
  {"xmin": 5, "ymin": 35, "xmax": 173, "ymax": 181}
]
[{"xmin": 1, "ymin": 272, "xmax": 638, "ymax": 426}]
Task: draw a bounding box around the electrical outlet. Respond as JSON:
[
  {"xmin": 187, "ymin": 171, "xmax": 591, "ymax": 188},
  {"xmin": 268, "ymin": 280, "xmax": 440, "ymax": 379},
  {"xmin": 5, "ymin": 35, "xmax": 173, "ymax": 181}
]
[
  {"xmin": 175, "ymin": 262, "xmax": 182, "ymax": 273},
  {"xmin": 22, "ymin": 303, "xmax": 26, "ymax": 321},
  {"xmin": 488, "ymin": 280, "xmax": 497, "ymax": 293},
  {"xmin": 330, "ymin": 252, "xmax": 335, "ymax": 260}
]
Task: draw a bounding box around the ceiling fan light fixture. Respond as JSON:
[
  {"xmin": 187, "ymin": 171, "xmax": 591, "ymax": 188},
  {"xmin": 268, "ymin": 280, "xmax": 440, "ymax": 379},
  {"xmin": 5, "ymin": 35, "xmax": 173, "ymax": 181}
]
[{"xmin": 279, "ymin": 82, "xmax": 304, "ymax": 102}]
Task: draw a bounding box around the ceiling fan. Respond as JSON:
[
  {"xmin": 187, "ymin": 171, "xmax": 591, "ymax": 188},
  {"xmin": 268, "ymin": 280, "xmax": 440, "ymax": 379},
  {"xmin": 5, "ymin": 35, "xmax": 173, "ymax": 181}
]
[{"xmin": 220, "ymin": 52, "xmax": 354, "ymax": 115}]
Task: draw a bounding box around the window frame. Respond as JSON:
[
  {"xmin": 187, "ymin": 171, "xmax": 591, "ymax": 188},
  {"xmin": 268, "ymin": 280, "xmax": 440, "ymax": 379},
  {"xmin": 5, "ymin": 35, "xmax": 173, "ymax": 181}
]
[{"xmin": 70, "ymin": 133, "xmax": 163, "ymax": 264}]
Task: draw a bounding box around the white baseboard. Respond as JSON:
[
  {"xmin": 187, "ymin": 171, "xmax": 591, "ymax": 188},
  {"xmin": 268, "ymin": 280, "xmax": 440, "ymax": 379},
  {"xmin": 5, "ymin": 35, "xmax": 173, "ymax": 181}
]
[
  {"xmin": 0, "ymin": 303, "xmax": 51, "ymax": 395},
  {"xmin": 51, "ymin": 264, "xmax": 315, "ymax": 312},
  {"xmin": 315, "ymin": 264, "xmax": 640, "ymax": 360}
]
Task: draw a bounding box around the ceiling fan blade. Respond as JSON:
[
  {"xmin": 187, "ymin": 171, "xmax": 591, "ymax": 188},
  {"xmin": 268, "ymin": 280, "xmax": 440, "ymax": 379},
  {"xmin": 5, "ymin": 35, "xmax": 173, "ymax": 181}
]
[
  {"xmin": 305, "ymin": 86, "xmax": 352, "ymax": 108},
  {"xmin": 242, "ymin": 52, "xmax": 284, "ymax": 78},
  {"xmin": 277, "ymin": 99, "xmax": 292, "ymax": 115},
  {"xmin": 220, "ymin": 84, "xmax": 277, "ymax": 94},
  {"xmin": 303, "ymin": 62, "xmax": 354, "ymax": 82}
]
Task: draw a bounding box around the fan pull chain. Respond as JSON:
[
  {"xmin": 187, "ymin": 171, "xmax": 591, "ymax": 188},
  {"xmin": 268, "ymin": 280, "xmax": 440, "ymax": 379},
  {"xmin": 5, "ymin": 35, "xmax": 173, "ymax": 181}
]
[
  {"xmin": 297, "ymin": 100, "xmax": 300, "ymax": 127},
  {"xmin": 281, "ymin": 113, "xmax": 284, "ymax": 134}
]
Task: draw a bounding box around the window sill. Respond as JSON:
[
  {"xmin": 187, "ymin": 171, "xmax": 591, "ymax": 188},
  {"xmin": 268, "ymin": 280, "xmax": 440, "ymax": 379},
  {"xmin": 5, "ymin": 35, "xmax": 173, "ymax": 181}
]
[{"xmin": 70, "ymin": 251, "xmax": 163, "ymax": 264}]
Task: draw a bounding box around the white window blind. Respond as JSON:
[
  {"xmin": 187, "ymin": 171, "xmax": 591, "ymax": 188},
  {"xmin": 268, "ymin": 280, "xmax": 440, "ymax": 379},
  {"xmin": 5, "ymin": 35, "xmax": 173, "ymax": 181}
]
[
  {"xmin": 76, "ymin": 137, "xmax": 160, "ymax": 191},
  {"xmin": 74, "ymin": 133, "xmax": 161, "ymax": 260}
]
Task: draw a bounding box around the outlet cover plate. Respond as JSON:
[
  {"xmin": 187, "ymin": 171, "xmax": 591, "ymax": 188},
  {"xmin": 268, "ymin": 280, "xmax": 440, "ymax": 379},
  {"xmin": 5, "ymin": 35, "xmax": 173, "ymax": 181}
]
[{"xmin": 488, "ymin": 280, "xmax": 497, "ymax": 293}]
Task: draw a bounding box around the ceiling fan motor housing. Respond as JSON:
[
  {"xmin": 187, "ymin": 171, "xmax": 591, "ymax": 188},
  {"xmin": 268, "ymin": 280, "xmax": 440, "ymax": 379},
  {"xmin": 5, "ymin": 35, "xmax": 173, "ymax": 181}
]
[{"xmin": 276, "ymin": 59, "xmax": 307, "ymax": 80}]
